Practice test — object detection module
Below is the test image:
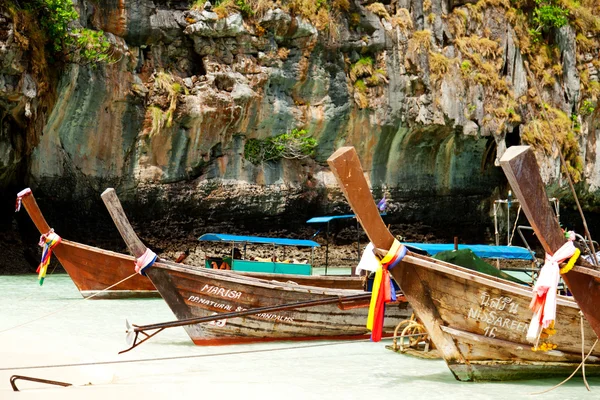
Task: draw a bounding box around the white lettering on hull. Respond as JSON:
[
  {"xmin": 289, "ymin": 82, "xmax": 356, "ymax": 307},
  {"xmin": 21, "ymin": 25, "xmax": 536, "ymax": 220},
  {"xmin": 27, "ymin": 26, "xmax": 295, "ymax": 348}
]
[
  {"xmin": 467, "ymin": 292, "xmax": 527, "ymax": 337},
  {"xmin": 200, "ymin": 284, "xmax": 243, "ymax": 299},
  {"xmin": 186, "ymin": 296, "xmax": 295, "ymax": 324},
  {"xmin": 234, "ymin": 306, "xmax": 294, "ymax": 323},
  {"xmin": 187, "ymin": 295, "xmax": 233, "ymax": 311},
  {"xmin": 209, "ymin": 313, "xmax": 227, "ymax": 327}
]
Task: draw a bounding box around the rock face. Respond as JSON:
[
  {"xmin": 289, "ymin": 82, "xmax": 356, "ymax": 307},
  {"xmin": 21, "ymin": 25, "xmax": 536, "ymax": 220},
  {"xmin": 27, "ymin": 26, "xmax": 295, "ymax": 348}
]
[{"xmin": 2, "ymin": 0, "xmax": 600, "ymax": 272}]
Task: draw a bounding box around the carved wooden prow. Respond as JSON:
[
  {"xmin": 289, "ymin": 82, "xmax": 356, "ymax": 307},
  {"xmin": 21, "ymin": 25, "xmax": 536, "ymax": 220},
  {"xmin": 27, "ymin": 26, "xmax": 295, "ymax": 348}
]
[
  {"xmin": 101, "ymin": 188, "xmax": 148, "ymax": 259},
  {"xmin": 500, "ymin": 145, "xmax": 600, "ymax": 337},
  {"xmin": 20, "ymin": 191, "xmax": 69, "ymax": 261},
  {"xmin": 499, "ymin": 146, "xmax": 566, "ymax": 254},
  {"xmin": 21, "ymin": 192, "xmax": 53, "ymax": 236},
  {"xmin": 327, "ymin": 150, "xmax": 469, "ymax": 364},
  {"xmin": 327, "ymin": 147, "xmax": 395, "ymax": 251}
]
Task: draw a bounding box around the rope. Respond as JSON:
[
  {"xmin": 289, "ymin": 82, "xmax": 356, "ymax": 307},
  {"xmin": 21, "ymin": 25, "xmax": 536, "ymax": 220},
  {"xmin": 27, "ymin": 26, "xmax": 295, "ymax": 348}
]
[
  {"xmin": 0, "ymin": 336, "xmax": 390, "ymax": 372},
  {"xmin": 0, "ymin": 273, "xmax": 138, "ymax": 335},
  {"xmin": 530, "ymin": 312, "xmax": 597, "ymax": 395}
]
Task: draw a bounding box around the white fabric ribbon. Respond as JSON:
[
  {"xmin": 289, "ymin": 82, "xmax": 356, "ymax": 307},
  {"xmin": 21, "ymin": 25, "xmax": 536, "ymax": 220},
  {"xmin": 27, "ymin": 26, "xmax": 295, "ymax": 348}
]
[
  {"xmin": 526, "ymin": 238, "xmax": 576, "ymax": 342},
  {"xmin": 356, "ymin": 243, "xmax": 380, "ymax": 274},
  {"xmin": 15, "ymin": 188, "xmax": 32, "ymax": 212},
  {"xmin": 135, "ymin": 248, "xmax": 157, "ymax": 276}
]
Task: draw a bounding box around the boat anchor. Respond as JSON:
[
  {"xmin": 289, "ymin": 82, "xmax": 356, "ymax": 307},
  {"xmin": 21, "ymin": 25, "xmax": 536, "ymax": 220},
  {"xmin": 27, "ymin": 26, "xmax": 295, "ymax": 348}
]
[{"xmin": 10, "ymin": 375, "xmax": 72, "ymax": 392}]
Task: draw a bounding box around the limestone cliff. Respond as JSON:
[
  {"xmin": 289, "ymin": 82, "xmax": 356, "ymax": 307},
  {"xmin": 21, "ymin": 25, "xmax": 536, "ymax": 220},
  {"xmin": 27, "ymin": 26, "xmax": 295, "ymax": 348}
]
[{"xmin": 2, "ymin": 0, "xmax": 600, "ymax": 272}]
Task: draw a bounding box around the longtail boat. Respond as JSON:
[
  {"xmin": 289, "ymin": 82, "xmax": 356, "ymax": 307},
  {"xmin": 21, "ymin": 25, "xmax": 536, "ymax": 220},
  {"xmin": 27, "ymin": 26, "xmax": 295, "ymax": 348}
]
[
  {"xmin": 94, "ymin": 189, "xmax": 413, "ymax": 345},
  {"xmin": 328, "ymin": 146, "xmax": 600, "ymax": 381},
  {"xmin": 16, "ymin": 189, "xmax": 380, "ymax": 298},
  {"xmin": 17, "ymin": 189, "xmax": 157, "ymax": 299}
]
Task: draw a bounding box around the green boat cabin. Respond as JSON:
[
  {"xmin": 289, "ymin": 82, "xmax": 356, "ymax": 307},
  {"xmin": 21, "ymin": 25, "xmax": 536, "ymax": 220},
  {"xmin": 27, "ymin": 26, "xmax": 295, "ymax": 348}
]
[{"xmin": 198, "ymin": 233, "xmax": 320, "ymax": 276}]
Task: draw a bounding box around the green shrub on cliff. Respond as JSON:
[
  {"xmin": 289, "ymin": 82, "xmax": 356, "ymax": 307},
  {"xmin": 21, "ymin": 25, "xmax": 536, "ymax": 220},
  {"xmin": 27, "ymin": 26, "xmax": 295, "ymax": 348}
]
[
  {"xmin": 349, "ymin": 57, "xmax": 374, "ymax": 82},
  {"xmin": 244, "ymin": 129, "xmax": 317, "ymax": 165},
  {"xmin": 33, "ymin": 0, "xmax": 77, "ymax": 52},
  {"xmin": 19, "ymin": 0, "xmax": 114, "ymax": 64},
  {"xmin": 528, "ymin": 0, "xmax": 569, "ymax": 42},
  {"xmin": 146, "ymin": 71, "xmax": 185, "ymax": 136},
  {"xmin": 205, "ymin": 0, "xmax": 255, "ymax": 18},
  {"xmin": 580, "ymin": 99, "xmax": 596, "ymax": 116}
]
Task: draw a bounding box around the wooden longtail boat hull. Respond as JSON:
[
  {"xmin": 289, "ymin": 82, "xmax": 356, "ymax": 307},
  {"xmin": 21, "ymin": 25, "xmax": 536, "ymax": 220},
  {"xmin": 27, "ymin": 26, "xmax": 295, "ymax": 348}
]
[
  {"xmin": 328, "ymin": 146, "xmax": 600, "ymax": 381},
  {"xmin": 96, "ymin": 188, "xmax": 414, "ymax": 345},
  {"xmin": 20, "ymin": 193, "xmax": 157, "ymax": 299},
  {"xmin": 18, "ymin": 190, "xmax": 371, "ymax": 299},
  {"xmin": 49, "ymin": 241, "xmax": 158, "ymax": 299},
  {"xmin": 392, "ymin": 253, "xmax": 600, "ymax": 381},
  {"xmin": 146, "ymin": 262, "xmax": 411, "ymax": 345}
]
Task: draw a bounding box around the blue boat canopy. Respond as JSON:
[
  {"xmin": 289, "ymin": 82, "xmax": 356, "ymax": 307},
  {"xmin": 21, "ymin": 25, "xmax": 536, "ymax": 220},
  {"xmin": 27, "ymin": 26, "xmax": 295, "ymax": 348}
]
[
  {"xmin": 402, "ymin": 242, "xmax": 534, "ymax": 260},
  {"xmin": 306, "ymin": 214, "xmax": 357, "ymax": 224},
  {"xmin": 306, "ymin": 213, "xmax": 386, "ymax": 224},
  {"xmin": 198, "ymin": 233, "xmax": 320, "ymax": 248}
]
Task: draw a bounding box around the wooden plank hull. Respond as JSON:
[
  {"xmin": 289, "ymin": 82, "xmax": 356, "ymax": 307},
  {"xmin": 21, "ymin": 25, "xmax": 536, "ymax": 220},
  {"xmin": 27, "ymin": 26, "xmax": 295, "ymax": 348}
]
[
  {"xmin": 146, "ymin": 263, "xmax": 413, "ymax": 345},
  {"xmin": 326, "ymin": 146, "xmax": 600, "ymax": 381},
  {"xmin": 561, "ymin": 270, "xmax": 600, "ymax": 336},
  {"xmin": 235, "ymin": 271, "xmax": 366, "ymax": 290},
  {"xmin": 391, "ymin": 253, "xmax": 600, "ymax": 381},
  {"xmin": 18, "ymin": 191, "xmax": 158, "ymax": 299},
  {"xmin": 39, "ymin": 240, "xmax": 158, "ymax": 299}
]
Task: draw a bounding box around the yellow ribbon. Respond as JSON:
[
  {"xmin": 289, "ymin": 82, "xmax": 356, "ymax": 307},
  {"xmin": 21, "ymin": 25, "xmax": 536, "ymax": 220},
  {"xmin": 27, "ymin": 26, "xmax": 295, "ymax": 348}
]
[{"xmin": 366, "ymin": 239, "xmax": 401, "ymax": 330}]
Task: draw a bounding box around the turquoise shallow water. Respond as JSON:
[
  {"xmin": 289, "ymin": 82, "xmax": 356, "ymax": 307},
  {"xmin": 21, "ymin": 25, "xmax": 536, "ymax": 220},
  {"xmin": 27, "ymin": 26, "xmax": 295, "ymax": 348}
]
[{"xmin": 0, "ymin": 274, "xmax": 598, "ymax": 399}]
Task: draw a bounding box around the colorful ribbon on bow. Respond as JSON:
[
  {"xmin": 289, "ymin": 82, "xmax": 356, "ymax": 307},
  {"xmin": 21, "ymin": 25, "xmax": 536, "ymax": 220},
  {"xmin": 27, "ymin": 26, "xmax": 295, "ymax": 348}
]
[
  {"xmin": 526, "ymin": 232, "xmax": 579, "ymax": 343},
  {"xmin": 366, "ymin": 239, "xmax": 407, "ymax": 342},
  {"xmin": 15, "ymin": 188, "xmax": 32, "ymax": 212},
  {"xmin": 135, "ymin": 248, "xmax": 157, "ymax": 276},
  {"xmin": 37, "ymin": 230, "xmax": 62, "ymax": 285}
]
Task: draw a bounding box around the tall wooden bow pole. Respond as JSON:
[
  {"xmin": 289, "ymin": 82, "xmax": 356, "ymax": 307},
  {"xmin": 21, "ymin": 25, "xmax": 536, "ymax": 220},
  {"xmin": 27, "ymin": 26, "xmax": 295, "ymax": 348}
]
[{"xmin": 327, "ymin": 147, "xmax": 403, "ymax": 340}]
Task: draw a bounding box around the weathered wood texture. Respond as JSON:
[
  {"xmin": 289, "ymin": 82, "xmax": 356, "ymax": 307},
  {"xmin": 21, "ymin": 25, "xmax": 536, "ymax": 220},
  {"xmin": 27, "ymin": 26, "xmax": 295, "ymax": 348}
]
[
  {"xmin": 327, "ymin": 147, "xmax": 395, "ymax": 250},
  {"xmin": 236, "ymin": 272, "xmax": 366, "ymax": 290},
  {"xmin": 393, "ymin": 254, "xmax": 600, "ymax": 380},
  {"xmin": 499, "ymin": 146, "xmax": 565, "ymax": 252},
  {"xmin": 146, "ymin": 262, "xmax": 412, "ymax": 345},
  {"xmin": 101, "ymin": 188, "xmax": 147, "ymax": 258},
  {"xmin": 21, "ymin": 192, "xmax": 157, "ymax": 299},
  {"xmin": 21, "ymin": 190, "xmax": 365, "ymax": 301},
  {"xmin": 500, "ymin": 146, "xmax": 600, "ymax": 338},
  {"xmin": 328, "ymin": 146, "xmax": 600, "ymax": 381},
  {"xmin": 101, "ymin": 186, "xmax": 413, "ymax": 344}
]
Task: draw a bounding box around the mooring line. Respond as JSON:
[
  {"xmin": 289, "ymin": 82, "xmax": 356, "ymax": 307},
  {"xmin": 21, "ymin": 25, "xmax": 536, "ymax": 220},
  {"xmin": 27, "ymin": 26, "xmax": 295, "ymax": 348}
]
[
  {"xmin": 0, "ymin": 273, "xmax": 138, "ymax": 335},
  {"xmin": 0, "ymin": 337, "xmax": 394, "ymax": 371},
  {"xmin": 530, "ymin": 338, "xmax": 598, "ymax": 395}
]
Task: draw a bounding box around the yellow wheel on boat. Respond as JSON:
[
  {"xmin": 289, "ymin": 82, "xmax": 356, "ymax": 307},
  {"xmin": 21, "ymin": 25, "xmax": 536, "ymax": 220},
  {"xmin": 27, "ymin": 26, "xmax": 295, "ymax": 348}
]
[
  {"xmin": 391, "ymin": 314, "xmax": 418, "ymax": 351},
  {"xmin": 400, "ymin": 322, "xmax": 428, "ymax": 348}
]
